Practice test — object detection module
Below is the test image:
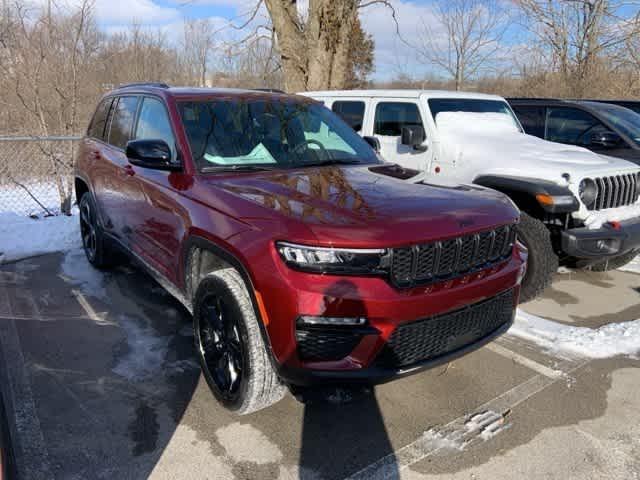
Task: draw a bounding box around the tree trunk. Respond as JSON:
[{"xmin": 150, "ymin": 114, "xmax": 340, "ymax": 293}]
[{"xmin": 265, "ymin": 0, "xmax": 359, "ymax": 92}]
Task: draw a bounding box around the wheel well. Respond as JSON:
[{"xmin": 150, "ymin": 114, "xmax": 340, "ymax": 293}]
[
  {"xmin": 185, "ymin": 245, "xmax": 234, "ymax": 303},
  {"xmin": 75, "ymin": 178, "xmax": 89, "ymax": 205}
]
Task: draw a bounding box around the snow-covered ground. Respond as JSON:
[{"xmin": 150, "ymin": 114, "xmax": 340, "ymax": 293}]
[
  {"xmin": 511, "ymin": 310, "xmax": 640, "ymax": 359},
  {"xmin": 0, "ymin": 211, "xmax": 80, "ymax": 263},
  {"xmin": 618, "ymin": 253, "xmax": 640, "ymax": 274}
]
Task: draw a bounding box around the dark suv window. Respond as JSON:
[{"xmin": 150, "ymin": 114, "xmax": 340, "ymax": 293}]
[
  {"xmin": 374, "ymin": 102, "xmax": 422, "ymax": 136},
  {"xmin": 135, "ymin": 97, "xmax": 176, "ymax": 159},
  {"xmin": 108, "ymin": 96, "xmax": 139, "ymax": 150},
  {"xmin": 88, "ymin": 98, "xmax": 113, "ymax": 140},
  {"xmin": 512, "ymin": 105, "xmax": 545, "ymax": 137},
  {"xmin": 546, "ymin": 107, "xmax": 607, "ymax": 146},
  {"xmin": 332, "ymin": 101, "xmax": 365, "ymax": 132}
]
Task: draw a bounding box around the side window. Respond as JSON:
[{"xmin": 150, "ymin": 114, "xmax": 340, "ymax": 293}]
[
  {"xmin": 135, "ymin": 97, "xmax": 176, "ymax": 160},
  {"xmin": 108, "ymin": 96, "xmax": 139, "ymax": 150},
  {"xmin": 374, "ymin": 102, "xmax": 423, "ymax": 136},
  {"xmin": 332, "ymin": 101, "xmax": 365, "ymax": 132},
  {"xmin": 88, "ymin": 98, "xmax": 113, "ymax": 140},
  {"xmin": 512, "ymin": 106, "xmax": 545, "ymax": 138},
  {"xmin": 546, "ymin": 107, "xmax": 607, "ymax": 146}
]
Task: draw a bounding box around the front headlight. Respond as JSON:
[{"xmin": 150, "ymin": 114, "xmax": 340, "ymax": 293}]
[
  {"xmin": 276, "ymin": 241, "xmax": 391, "ymax": 275},
  {"xmin": 579, "ymin": 178, "xmax": 598, "ymax": 207}
]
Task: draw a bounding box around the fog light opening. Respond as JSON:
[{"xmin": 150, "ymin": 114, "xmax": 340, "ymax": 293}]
[{"xmin": 298, "ymin": 316, "xmax": 368, "ymax": 327}]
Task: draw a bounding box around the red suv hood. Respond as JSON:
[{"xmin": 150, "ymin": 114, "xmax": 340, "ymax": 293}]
[{"xmin": 205, "ymin": 166, "xmax": 519, "ymax": 247}]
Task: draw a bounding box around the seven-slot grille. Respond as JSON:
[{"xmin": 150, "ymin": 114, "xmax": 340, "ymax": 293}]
[
  {"xmin": 375, "ymin": 289, "xmax": 515, "ymax": 368},
  {"xmin": 390, "ymin": 224, "xmax": 516, "ymax": 288},
  {"xmin": 589, "ymin": 173, "xmax": 640, "ymax": 211}
]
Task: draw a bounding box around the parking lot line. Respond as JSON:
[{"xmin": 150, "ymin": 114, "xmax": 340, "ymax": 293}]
[
  {"xmin": 72, "ymin": 289, "xmax": 114, "ymax": 326},
  {"xmin": 0, "ymin": 286, "xmax": 53, "ymax": 480},
  {"xmin": 485, "ymin": 342, "xmax": 563, "ymax": 379},
  {"xmin": 346, "ymin": 354, "xmax": 590, "ymax": 480}
]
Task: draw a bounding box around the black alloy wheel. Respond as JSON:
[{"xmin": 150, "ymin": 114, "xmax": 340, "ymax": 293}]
[
  {"xmin": 197, "ymin": 294, "xmax": 246, "ymax": 401},
  {"xmin": 80, "ymin": 196, "xmax": 97, "ymax": 262}
]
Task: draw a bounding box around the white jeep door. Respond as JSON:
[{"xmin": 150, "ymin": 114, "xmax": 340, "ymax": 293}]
[{"xmin": 368, "ymin": 98, "xmax": 433, "ymax": 172}]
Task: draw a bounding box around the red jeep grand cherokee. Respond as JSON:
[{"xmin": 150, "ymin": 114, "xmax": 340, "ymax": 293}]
[{"xmin": 75, "ymin": 83, "xmax": 526, "ymax": 414}]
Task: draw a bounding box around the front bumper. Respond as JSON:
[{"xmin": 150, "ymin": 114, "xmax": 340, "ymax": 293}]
[
  {"xmin": 277, "ymin": 306, "xmax": 514, "ymax": 386},
  {"xmin": 561, "ymin": 217, "xmax": 640, "ymax": 259}
]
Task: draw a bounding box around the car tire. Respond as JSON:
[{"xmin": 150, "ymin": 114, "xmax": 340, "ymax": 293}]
[
  {"xmin": 587, "ymin": 249, "xmax": 639, "ymax": 272},
  {"xmin": 516, "ymin": 212, "xmax": 558, "ymax": 303},
  {"xmin": 193, "ymin": 268, "xmax": 286, "ymax": 415},
  {"xmin": 79, "ymin": 192, "xmax": 115, "ymax": 269}
]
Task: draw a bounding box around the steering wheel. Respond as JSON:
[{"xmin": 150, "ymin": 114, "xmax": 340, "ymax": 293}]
[{"xmin": 291, "ymin": 139, "xmax": 329, "ymax": 158}]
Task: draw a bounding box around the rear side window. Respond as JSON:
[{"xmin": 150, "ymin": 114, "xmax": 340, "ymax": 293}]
[
  {"xmin": 108, "ymin": 96, "xmax": 139, "ymax": 150},
  {"xmin": 374, "ymin": 102, "xmax": 422, "ymax": 136},
  {"xmin": 332, "ymin": 101, "xmax": 365, "ymax": 132},
  {"xmin": 88, "ymin": 98, "xmax": 113, "ymax": 140},
  {"xmin": 512, "ymin": 105, "xmax": 546, "ymax": 138},
  {"xmin": 546, "ymin": 107, "xmax": 606, "ymax": 146},
  {"xmin": 135, "ymin": 97, "xmax": 176, "ymax": 159}
]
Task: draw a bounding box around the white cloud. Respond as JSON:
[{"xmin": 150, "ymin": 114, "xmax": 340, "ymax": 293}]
[
  {"xmin": 27, "ymin": 0, "xmax": 181, "ymax": 25},
  {"xmin": 94, "ymin": 0, "xmax": 180, "ymax": 24}
]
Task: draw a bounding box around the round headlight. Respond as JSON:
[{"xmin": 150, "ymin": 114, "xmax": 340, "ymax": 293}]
[{"xmin": 579, "ymin": 178, "xmax": 598, "ymax": 207}]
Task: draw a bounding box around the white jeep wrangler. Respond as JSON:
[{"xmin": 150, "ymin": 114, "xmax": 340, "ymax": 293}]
[{"xmin": 302, "ymin": 90, "xmax": 640, "ymax": 301}]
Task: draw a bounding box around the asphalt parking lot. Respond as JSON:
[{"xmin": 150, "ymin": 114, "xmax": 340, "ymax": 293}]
[{"xmin": 1, "ymin": 250, "xmax": 639, "ymax": 480}]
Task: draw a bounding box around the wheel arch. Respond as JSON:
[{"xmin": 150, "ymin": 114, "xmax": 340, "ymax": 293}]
[
  {"xmin": 474, "ymin": 174, "xmax": 577, "ymax": 219},
  {"xmin": 181, "ymin": 235, "xmax": 280, "ymax": 370}
]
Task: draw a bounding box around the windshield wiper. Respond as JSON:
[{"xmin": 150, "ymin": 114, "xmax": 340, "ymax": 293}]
[
  {"xmin": 299, "ymin": 159, "xmax": 362, "ymax": 168},
  {"xmin": 201, "ymin": 164, "xmax": 277, "ymax": 173}
]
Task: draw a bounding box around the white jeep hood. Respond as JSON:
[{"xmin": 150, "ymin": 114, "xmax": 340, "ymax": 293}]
[
  {"xmin": 434, "ymin": 112, "xmax": 640, "ymax": 225},
  {"xmin": 435, "ymin": 112, "xmax": 638, "ymax": 181}
]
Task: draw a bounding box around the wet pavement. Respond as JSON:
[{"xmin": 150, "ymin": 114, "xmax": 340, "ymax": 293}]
[{"xmin": 0, "ymin": 250, "xmax": 639, "ymax": 479}]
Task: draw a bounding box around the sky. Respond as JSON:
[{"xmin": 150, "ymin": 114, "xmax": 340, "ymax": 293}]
[
  {"xmin": 80, "ymin": 0, "xmax": 473, "ymax": 80},
  {"xmin": 40, "ymin": 0, "xmax": 639, "ymax": 82}
]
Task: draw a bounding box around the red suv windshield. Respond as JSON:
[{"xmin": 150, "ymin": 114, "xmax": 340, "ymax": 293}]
[{"xmin": 178, "ymin": 99, "xmax": 380, "ymax": 171}]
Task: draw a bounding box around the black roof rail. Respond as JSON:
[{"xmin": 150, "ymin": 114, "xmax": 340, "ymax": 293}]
[{"xmin": 117, "ymin": 82, "xmax": 170, "ymax": 89}]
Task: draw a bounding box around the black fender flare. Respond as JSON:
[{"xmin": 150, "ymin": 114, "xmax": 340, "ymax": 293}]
[{"xmin": 474, "ymin": 175, "xmax": 579, "ymax": 214}]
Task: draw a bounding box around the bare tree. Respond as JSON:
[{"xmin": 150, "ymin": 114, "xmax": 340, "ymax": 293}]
[
  {"xmin": 182, "ymin": 18, "xmax": 215, "ymax": 87},
  {"xmin": 418, "ymin": 0, "xmax": 509, "ymax": 91},
  {"xmin": 0, "ymin": 0, "xmax": 99, "ymax": 213},
  {"xmin": 514, "ymin": 0, "xmax": 640, "ymax": 96},
  {"xmin": 235, "ymin": 0, "xmax": 394, "ymax": 92}
]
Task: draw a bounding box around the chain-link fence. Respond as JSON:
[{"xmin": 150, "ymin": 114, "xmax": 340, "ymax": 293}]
[{"xmin": 0, "ymin": 136, "xmax": 81, "ymax": 217}]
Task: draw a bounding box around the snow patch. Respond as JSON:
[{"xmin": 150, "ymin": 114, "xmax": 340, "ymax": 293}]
[
  {"xmin": 112, "ymin": 314, "xmax": 171, "ymax": 382},
  {"xmin": 420, "ymin": 429, "xmax": 467, "ymax": 452},
  {"xmin": 465, "ymin": 411, "xmax": 510, "ymax": 441},
  {"xmin": 60, "ymin": 248, "xmax": 107, "ymax": 300},
  {"xmin": 618, "ymin": 253, "xmax": 640, "ymax": 274},
  {"xmin": 582, "ymin": 201, "xmax": 640, "ymax": 229},
  {"xmin": 0, "ymin": 211, "xmax": 80, "ymax": 263},
  {"xmin": 510, "ymin": 309, "xmax": 640, "ymax": 359}
]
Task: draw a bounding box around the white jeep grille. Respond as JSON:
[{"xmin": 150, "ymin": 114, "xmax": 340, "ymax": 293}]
[{"xmin": 589, "ymin": 173, "xmax": 640, "ymax": 211}]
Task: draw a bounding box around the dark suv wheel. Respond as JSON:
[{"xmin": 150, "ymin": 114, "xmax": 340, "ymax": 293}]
[
  {"xmin": 193, "ymin": 269, "xmax": 285, "ymax": 414},
  {"xmin": 79, "ymin": 192, "xmax": 114, "ymax": 269}
]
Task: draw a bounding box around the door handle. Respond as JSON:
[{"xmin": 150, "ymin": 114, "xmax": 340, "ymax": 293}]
[
  {"xmin": 91, "ymin": 151, "xmax": 100, "ymax": 159},
  {"xmin": 123, "ymin": 165, "xmax": 135, "ymax": 176}
]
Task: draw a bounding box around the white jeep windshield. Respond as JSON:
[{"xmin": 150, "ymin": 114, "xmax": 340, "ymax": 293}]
[{"xmin": 428, "ymin": 98, "xmax": 522, "ymax": 131}]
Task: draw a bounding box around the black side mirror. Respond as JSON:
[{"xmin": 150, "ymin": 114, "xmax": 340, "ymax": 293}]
[
  {"xmin": 363, "ymin": 136, "xmax": 381, "ymax": 153},
  {"xmin": 126, "ymin": 139, "xmax": 180, "ymax": 171},
  {"xmin": 401, "ymin": 125, "xmax": 427, "ymax": 150},
  {"xmin": 589, "ymin": 131, "xmax": 622, "ymax": 149}
]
